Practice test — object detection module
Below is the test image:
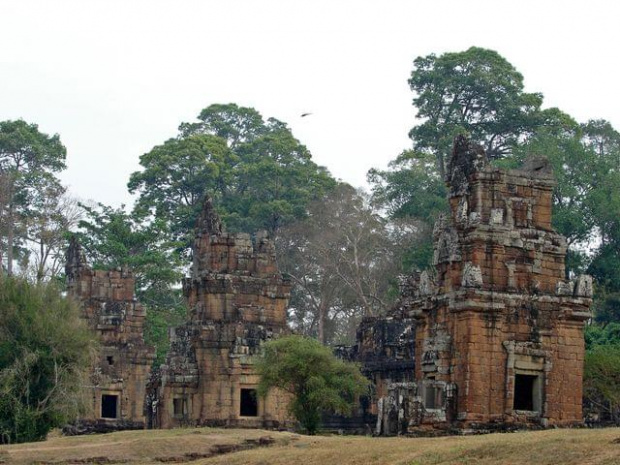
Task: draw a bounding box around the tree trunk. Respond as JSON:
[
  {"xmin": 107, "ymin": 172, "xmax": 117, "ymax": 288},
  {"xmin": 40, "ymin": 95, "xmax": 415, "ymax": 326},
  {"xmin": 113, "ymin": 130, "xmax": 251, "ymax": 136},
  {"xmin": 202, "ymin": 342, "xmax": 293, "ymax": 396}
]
[
  {"xmin": 318, "ymin": 302, "xmax": 327, "ymax": 344},
  {"xmin": 37, "ymin": 240, "xmax": 45, "ymax": 283},
  {"xmin": 7, "ymin": 201, "xmax": 13, "ymax": 276}
]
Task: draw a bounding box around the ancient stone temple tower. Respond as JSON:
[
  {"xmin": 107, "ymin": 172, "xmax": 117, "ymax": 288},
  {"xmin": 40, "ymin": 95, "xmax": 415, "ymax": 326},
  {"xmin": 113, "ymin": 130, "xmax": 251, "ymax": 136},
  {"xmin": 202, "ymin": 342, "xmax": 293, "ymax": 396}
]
[
  {"xmin": 397, "ymin": 136, "xmax": 592, "ymax": 431},
  {"xmin": 156, "ymin": 197, "xmax": 292, "ymax": 428},
  {"xmin": 65, "ymin": 237, "xmax": 155, "ymax": 431}
]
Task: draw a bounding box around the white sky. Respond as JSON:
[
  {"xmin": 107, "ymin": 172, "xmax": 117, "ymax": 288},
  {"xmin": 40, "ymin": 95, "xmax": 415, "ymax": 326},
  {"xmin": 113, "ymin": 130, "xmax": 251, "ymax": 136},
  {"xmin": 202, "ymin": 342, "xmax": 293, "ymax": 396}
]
[{"xmin": 1, "ymin": 0, "xmax": 619, "ymax": 208}]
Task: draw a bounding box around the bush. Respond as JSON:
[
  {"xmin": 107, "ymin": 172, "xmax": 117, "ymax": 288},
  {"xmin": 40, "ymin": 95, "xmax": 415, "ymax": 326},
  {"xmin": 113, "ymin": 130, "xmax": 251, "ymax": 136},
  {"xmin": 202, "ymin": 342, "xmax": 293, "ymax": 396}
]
[
  {"xmin": 584, "ymin": 344, "xmax": 620, "ymax": 423},
  {"xmin": 255, "ymin": 335, "xmax": 368, "ymax": 434},
  {"xmin": 0, "ymin": 277, "xmax": 96, "ymax": 443}
]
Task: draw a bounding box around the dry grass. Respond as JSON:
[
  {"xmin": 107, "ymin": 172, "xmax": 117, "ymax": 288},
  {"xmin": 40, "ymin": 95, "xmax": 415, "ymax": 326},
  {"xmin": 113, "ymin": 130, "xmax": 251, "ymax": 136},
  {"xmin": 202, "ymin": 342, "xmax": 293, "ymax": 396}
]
[
  {"xmin": 2, "ymin": 427, "xmax": 620, "ymax": 465},
  {"xmin": 1, "ymin": 428, "xmax": 296, "ymax": 465}
]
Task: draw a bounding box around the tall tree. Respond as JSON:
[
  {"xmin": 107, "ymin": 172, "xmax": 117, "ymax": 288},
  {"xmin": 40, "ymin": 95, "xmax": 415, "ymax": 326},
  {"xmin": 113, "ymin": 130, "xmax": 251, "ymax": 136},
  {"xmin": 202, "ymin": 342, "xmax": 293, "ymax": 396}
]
[
  {"xmin": 75, "ymin": 203, "xmax": 181, "ymax": 296},
  {"xmin": 129, "ymin": 104, "xmax": 335, "ymax": 257},
  {"xmin": 368, "ymin": 150, "xmax": 447, "ymax": 271},
  {"xmin": 372, "ymin": 48, "xmax": 615, "ymax": 280},
  {"xmin": 226, "ymin": 120, "xmax": 334, "ymax": 233},
  {"xmin": 0, "ymin": 120, "xmax": 66, "ymax": 276},
  {"xmin": 408, "ymin": 47, "xmax": 570, "ymax": 178},
  {"xmin": 22, "ymin": 187, "xmax": 82, "ymax": 282},
  {"xmin": 128, "ymin": 134, "xmax": 237, "ymax": 255},
  {"xmin": 278, "ymin": 184, "xmax": 402, "ymax": 344}
]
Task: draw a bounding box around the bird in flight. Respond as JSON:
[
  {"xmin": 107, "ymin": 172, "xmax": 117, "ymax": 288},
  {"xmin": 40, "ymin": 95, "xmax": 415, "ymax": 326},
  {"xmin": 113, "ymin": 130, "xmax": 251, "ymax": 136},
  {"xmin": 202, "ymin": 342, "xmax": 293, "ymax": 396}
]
[{"xmin": 300, "ymin": 112, "xmax": 313, "ymax": 117}]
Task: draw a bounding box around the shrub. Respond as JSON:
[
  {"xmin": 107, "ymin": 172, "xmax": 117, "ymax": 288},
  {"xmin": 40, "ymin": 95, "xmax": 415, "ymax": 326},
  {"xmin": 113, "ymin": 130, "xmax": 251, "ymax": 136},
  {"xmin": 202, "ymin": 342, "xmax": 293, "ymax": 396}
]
[
  {"xmin": 255, "ymin": 335, "xmax": 368, "ymax": 434},
  {"xmin": 0, "ymin": 277, "xmax": 96, "ymax": 443}
]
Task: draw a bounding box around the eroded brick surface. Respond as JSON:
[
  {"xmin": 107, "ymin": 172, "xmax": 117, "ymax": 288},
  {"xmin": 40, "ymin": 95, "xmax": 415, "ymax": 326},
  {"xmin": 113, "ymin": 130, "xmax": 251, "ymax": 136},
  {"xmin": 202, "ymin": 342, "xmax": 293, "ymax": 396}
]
[
  {"xmin": 376, "ymin": 136, "xmax": 593, "ymax": 433},
  {"xmin": 65, "ymin": 237, "xmax": 155, "ymax": 431},
  {"xmin": 155, "ymin": 197, "xmax": 292, "ymax": 428}
]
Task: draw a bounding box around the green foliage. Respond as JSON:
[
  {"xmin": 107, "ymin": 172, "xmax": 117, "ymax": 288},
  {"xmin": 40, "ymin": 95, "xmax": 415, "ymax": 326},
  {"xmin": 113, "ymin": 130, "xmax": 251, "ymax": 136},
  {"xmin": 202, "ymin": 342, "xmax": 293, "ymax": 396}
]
[
  {"xmin": 0, "ymin": 277, "xmax": 96, "ymax": 443},
  {"xmin": 592, "ymin": 293, "xmax": 620, "ymax": 329},
  {"xmin": 368, "ymin": 150, "xmax": 447, "ymax": 222},
  {"xmin": 585, "ymin": 323, "xmax": 620, "ymax": 350},
  {"xmin": 75, "ymin": 203, "xmax": 182, "ymax": 292},
  {"xmin": 129, "ymin": 104, "xmax": 335, "ymax": 257},
  {"xmin": 255, "ymin": 335, "xmax": 368, "ymax": 434},
  {"xmin": 408, "ymin": 47, "xmax": 565, "ymax": 177},
  {"xmin": 368, "ymin": 150, "xmax": 447, "ymax": 271},
  {"xmin": 75, "ymin": 203, "xmax": 186, "ymax": 365},
  {"xmin": 0, "ymin": 120, "xmax": 66, "ymax": 183},
  {"xmin": 584, "ymin": 344, "xmax": 620, "ymax": 419},
  {"xmin": 143, "ymin": 289, "xmax": 187, "ymax": 366},
  {"xmin": 179, "ymin": 103, "xmax": 266, "ymax": 148},
  {"xmin": 587, "ymin": 169, "xmax": 620, "ymax": 296},
  {"xmin": 128, "ymin": 134, "xmax": 237, "ymax": 252},
  {"xmin": 0, "ymin": 120, "xmax": 67, "ymax": 275}
]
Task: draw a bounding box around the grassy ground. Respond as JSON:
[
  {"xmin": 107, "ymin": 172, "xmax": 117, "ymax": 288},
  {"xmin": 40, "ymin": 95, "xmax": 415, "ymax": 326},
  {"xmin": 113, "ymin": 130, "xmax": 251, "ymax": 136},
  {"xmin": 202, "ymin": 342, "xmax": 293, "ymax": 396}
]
[{"xmin": 2, "ymin": 427, "xmax": 620, "ymax": 465}]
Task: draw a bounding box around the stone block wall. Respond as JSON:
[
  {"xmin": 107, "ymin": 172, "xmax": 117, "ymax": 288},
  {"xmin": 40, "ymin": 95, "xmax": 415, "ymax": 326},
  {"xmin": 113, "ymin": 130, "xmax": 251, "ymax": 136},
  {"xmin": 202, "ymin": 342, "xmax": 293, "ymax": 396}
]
[
  {"xmin": 397, "ymin": 136, "xmax": 592, "ymax": 432},
  {"xmin": 65, "ymin": 237, "xmax": 155, "ymax": 431},
  {"xmin": 156, "ymin": 197, "xmax": 292, "ymax": 428}
]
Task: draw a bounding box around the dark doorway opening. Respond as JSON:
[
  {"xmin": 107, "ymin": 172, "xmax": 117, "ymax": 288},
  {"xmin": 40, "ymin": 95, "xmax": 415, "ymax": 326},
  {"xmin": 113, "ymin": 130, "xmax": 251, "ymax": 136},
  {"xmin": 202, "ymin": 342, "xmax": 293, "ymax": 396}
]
[
  {"xmin": 240, "ymin": 388, "xmax": 258, "ymax": 417},
  {"xmin": 514, "ymin": 374, "xmax": 537, "ymax": 411},
  {"xmin": 106, "ymin": 356, "xmax": 114, "ymax": 365},
  {"xmin": 173, "ymin": 397, "xmax": 188, "ymax": 417},
  {"xmin": 101, "ymin": 394, "xmax": 118, "ymax": 419},
  {"xmin": 424, "ymin": 377, "xmax": 442, "ymax": 409}
]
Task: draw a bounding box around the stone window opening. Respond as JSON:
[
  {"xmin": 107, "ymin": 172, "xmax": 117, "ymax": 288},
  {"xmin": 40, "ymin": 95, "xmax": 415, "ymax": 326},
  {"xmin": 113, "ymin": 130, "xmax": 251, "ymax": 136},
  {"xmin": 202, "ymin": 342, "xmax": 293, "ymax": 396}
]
[
  {"xmin": 513, "ymin": 373, "xmax": 541, "ymax": 412},
  {"xmin": 173, "ymin": 397, "xmax": 188, "ymax": 417},
  {"xmin": 240, "ymin": 388, "xmax": 258, "ymax": 417},
  {"xmin": 423, "ymin": 378, "xmax": 444, "ymax": 410},
  {"xmin": 101, "ymin": 394, "xmax": 119, "ymax": 419},
  {"xmin": 106, "ymin": 355, "xmax": 114, "ymax": 365}
]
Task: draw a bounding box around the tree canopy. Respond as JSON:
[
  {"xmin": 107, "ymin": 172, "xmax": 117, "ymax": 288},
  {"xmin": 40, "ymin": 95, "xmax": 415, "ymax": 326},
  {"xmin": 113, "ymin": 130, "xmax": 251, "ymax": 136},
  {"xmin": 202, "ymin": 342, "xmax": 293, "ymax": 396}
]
[
  {"xmin": 278, "ymin": 183, "xmax": 414, "ymax": 343},
  {"xmin": 0, "ymin": 120, "xmax": 66, "ymax": 276},
  {"xmin": 408, "ymin": 47, "xmax": 571, "ymax": 178},
  {"xmin": 128, "ymin": 104, "xmax": 335, "ymax": 258}
]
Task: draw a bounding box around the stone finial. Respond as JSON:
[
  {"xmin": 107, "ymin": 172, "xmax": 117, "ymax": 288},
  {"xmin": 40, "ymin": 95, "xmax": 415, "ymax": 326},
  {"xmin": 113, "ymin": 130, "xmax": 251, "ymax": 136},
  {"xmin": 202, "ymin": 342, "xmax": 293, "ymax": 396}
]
[
  {"xmin": 198, "ymin": 195, "xmax": 223, "ymax": 236},
  {"xmin": 447, "ymin": 135, "xmax": 487, "ymax": 196},
  {"xmin": 65, "ymin": 235, "xmax": 88, "ymax": 279},
  {"xmin": 574, "ymin": 275, "xmax": 593, "ymax": 298},
  {"xmin": 521, "ymin": 155, "xmax": 553, "ymax": 179}
]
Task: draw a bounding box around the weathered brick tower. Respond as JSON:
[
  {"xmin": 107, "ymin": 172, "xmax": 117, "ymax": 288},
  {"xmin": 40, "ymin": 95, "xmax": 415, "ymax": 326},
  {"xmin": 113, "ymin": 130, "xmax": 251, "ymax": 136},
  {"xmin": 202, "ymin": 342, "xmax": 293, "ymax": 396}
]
[
  {"xmin": 66, "ymin": 237, "xmax": 155, "ymax": 431},
  {"xmin": 399, "ymin": 136, "xmax": 593, "ymax": 431},
  {"xmin": 156, "ymin": 197, "xmax": 292, "ymax": 428}
]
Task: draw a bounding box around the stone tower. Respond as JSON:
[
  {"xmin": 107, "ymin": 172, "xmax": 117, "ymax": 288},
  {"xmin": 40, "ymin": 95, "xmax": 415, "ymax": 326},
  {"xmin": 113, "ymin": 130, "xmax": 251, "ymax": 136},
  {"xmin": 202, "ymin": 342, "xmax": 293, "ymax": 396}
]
[
  {"xmin": 157, "ymin": 197, "xmax": 292, "ymax": 428},
  {"xmin": 66, "ymin": 237, "xmax": 155, "ymax": 431},
  {"xmin": 400, "ymin": 136, "xmax": 592, "ymax": 431}
]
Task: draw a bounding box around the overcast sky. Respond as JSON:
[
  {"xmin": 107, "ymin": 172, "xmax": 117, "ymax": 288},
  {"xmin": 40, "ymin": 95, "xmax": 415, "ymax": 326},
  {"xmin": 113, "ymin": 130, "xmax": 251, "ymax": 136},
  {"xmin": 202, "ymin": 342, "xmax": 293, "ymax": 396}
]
[{"xmin": 1, "ymin": 0, "xmax": 619, "ymax": 208}]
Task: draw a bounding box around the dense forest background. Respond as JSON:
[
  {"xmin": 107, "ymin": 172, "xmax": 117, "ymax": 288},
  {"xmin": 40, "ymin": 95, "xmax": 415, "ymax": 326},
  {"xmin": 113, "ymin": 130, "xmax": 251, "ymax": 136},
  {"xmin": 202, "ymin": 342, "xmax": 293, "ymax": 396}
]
[{"xmin": 2, "ymin": 47, "xmax": 620, "ymax": 420}]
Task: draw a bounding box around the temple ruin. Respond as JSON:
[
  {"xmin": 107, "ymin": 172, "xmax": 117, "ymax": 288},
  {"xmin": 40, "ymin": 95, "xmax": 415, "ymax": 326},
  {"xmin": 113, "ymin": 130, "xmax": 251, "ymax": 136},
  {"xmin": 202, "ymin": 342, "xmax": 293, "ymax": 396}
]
[
  {"xmin": 153, "ymin": 197, "xmax": 292, "ymax": 428},
  {"xmin": 66, "ymin": 137, "xmax": 593, "ymax": 435},
  {"xmin": 65, "ymin": 237, "xmax": 155, "ymax": 431},
  {"xmin": 370, "ymin": 136, "xmax": 593, "ymax": 434}
]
